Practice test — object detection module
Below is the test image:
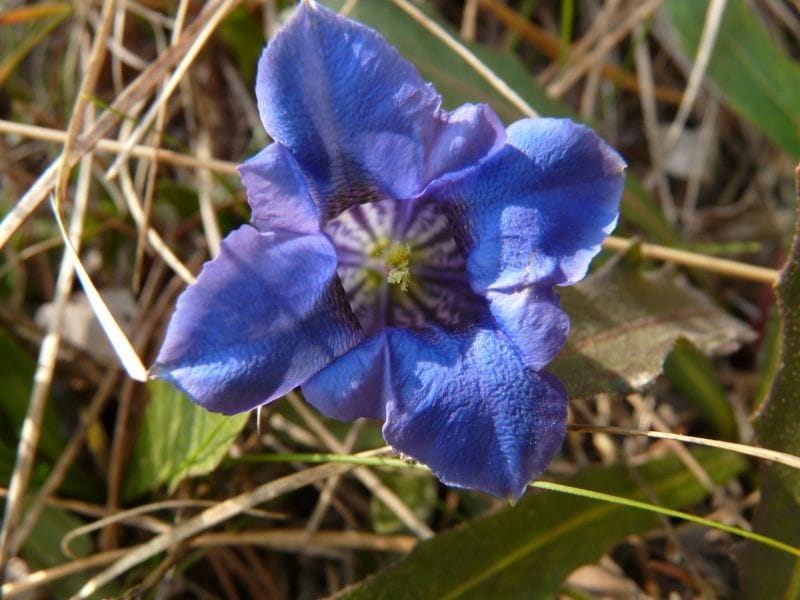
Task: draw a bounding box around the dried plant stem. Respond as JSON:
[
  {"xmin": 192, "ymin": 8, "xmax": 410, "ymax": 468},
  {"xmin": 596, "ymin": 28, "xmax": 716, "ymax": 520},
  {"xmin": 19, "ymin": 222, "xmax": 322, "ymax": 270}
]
[
  {"xmin": 104, "ymin": 0, "xmax": 241, "ymax": 179},
  {"xmin": 661, "ymin": 0, "xmax": 727, "ymax": 155},
  {"xmin": 547, "ymin": 0, "xmax": 664, "ymax": 99},
  {"xmin": 194, "ymin": 128, "xmax": 222, "ymax": 257},
  {"xmin": 391, "ymin": 0, "xmax": 538, "ymax": 118},
  {"xmin": 0, "ymin": 119, "xmax": 238, "ymax": 174},
  {"xmin": 288, "ymin": 393, "xmax": 434, "ymax": 539},
  {"xmin": 0, "ymin": 145, "xmax": 94, "ymax": 574},
  {"xmin": 478, "ymin": 0, "xmax": 683, "ymax": 105},
  {"xmin": 132, "ymin": 0, "xmax": 192, "ymax": 291},
  {"xmin": 602, "ymin": 236, "xmax": 778, "ymax": 284},
  {"xmin": 71, "ymin": 459, "xmax": 370, "ymax": 599},
  {"xmin": 3, "ymin": 528, "xmax": 414, "ymax": 598},
  {"xmin": 0, "ymin": 0, "xmax": 113, "ymax": 565},
  {"xmin": 0, "ymin": 0, "xmax": 240, "ymax": 252},
  {"xmin": 9, "ymin": 370, "xmax": 122, "ymax": 557},
  {"xmin": 569, "ymin": 424, "xmax": 800, "ymax": 470}
]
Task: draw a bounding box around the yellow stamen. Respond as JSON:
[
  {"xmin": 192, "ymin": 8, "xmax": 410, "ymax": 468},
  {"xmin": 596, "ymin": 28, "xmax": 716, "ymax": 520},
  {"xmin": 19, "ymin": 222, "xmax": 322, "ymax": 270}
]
[{"xmin": 384, "ymin": 243, "xmax": 412, "ymax": 292}]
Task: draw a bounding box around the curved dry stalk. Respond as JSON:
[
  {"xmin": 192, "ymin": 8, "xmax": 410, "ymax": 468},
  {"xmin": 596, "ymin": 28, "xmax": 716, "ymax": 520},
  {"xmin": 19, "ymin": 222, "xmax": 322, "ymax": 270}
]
[{"xmin": 569, "ymin": 424, "xmax": 800, "ymax": 470}]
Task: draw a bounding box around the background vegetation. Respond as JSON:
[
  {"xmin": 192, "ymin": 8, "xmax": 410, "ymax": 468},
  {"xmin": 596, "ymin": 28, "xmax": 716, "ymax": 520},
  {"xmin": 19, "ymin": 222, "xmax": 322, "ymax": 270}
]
[{"xmin": 1, "ymin": 0, "xmax": 799, "ymax": 597}]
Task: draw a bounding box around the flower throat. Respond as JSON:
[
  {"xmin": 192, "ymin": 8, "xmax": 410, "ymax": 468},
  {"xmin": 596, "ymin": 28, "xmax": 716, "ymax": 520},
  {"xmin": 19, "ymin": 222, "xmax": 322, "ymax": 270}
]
[{"xmin": 324, "ymin": 198, "xmax": 485, "ymax": 336}]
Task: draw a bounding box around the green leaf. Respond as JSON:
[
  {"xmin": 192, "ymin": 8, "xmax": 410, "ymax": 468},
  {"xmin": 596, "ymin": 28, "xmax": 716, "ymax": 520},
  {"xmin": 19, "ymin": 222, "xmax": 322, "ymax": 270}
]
[
  {"xmin": 333, "ymin": 448, "xmax": 746, "ymax": 600},
  {"xmin": 0, "ymin": 327, "xmax": 65, "ymax": 462},
  {"xmin": 20, "ymin": 504, "xmax": 97, "ymax": 599},
  {"xmin": 551, "ymin": 245, "xmax": 753, "ymax": 399},
  {"xmin": 663, "ymin": 0, "xmax": 800, "ymax": 158},
  {"xmin": 371, "ymin": 471, "xmax": 437, "ymax": 535},
  {"xmin": 124, "ymin": 380, "xmax": 248, "ymax": 499},
  {"xmin": 620, "ymin": 175, "xmax": 681, "ymax": 246},
  {"xmin": 218, "ymin": 6, "xmax": 265, "ymax": 86},
  {"xmin": 746, "ymin": 172, "xmax": 800, "ymax": 597},
  {"xmin": 743, "ymin": 470, "xmax": 800, "ymax": 600},
  {"xmin": 753, "ymin": 175, "xmax": 800, "ymax": 502},
  {"xmin": 664, "ymin": 337, "xmax": 737, "ymax": 440}
]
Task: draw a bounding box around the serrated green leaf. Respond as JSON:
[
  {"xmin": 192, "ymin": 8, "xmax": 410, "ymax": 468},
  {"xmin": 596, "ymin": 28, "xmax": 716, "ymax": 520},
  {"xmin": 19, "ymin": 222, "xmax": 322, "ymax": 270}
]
[
  {"xmin": 743, "ymin": 470, "xmax": 800, "ymax": 600},
  {"xmin": 124, "ymin": 380, "xmax": 248, "ymax": 499},
  {"xmin": 753, "ymin": 175, "xmax": 800, "ymax": 502},
  {"xmin": 663, "ymin": 0, "xmax": 800, "ymax": 158},
  {"xmin": 551, "ymin": 246, "xmax": 753, "ymax": 399},
  {"xmin": 334, "ymin": 448, "xmax": 746, "ymax": 600},
  {"xmin": 746, "ymin": 172, "xmax": 800, "ymax": 597}
]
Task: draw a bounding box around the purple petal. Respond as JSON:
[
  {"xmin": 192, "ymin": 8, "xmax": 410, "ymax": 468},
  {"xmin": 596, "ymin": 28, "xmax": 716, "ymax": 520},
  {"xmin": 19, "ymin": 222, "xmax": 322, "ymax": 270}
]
[
  {"xmin": 152, "ymin": 226, "xmax": 363, "ymax": 414},
  {"xmin": 485, "ymin": 287, "xmax": 570, "ymax": 370},
  {"xmin": 238, "ymin": 143, "xmax": 319, "ymax": 235},
  {"xmin": 442, "ymin": 117, "xmax": 625, "ymax": 291},
  {"xmin": 256, "ymin": 2, "xmax": 504, "ymax": 213},
  {"xmin": 305, "ymin": 325, "xmax": 567, "ymax": 499},
  {"xmin": 302, "ymin": 333, "xmax": 389, "ymax": 421}
]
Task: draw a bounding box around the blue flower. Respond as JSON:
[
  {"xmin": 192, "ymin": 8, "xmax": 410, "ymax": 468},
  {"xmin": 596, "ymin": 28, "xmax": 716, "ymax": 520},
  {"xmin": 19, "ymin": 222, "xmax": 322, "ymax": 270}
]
[{"xmin": 152, "ymin": 0, "xmax": 625, "ymax": 499}]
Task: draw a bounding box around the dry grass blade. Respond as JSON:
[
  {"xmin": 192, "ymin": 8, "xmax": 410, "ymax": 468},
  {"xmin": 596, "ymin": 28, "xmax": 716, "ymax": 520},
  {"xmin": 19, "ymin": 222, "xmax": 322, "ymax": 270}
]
[
  {"xmin": 570, "ymin": 425, "xmax": 800, "ymax": 471},
  {"xmin": 3, "ymin": 529, "xmax": 414, "ymax": 598},
  {"xmin": 661, "ymin": 0, "xmax": 727, "ymax": 155},
  {"xmin": 72, "ymin": 460, "xmax": 359, "ymax": 599},
  {"xmin": 0, "ymin": 0, "xmax": 117, "ymax": 566},
  {"xmin": 0, "ymin": 119, "xmax": 239, "ymax": 174},
  {"xmin": 546, "ymin": 0, "xmax": 664, "ymax": 99},
  {"xmin": 0, "ymin": 157, "xmax": 93, "ymax": 573},
  {"xmin": 0, "ymin": 0, "xmax": 239, "ymax": 251},
  {"xmin": 49, "ymin": 192, "xmax": 148, "ymax": 381}
]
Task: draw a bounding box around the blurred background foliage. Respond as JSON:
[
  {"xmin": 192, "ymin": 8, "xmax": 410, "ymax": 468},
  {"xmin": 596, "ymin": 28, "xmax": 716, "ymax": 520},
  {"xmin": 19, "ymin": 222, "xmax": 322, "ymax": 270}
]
[{"xmin": 1, "ymin": 0, "xmax": 799, "ymax": 598}]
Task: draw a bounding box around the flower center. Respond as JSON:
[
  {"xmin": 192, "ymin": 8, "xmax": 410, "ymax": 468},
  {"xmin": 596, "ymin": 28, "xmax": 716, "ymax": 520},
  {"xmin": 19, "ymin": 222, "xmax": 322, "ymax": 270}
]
[
  {"xmin": 324, "ymin": 198, "xmax": 485, "ymax": 336},
  {"xmin": 371, "ymin": 240, "xmax": 412, "ymax": 291}
]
